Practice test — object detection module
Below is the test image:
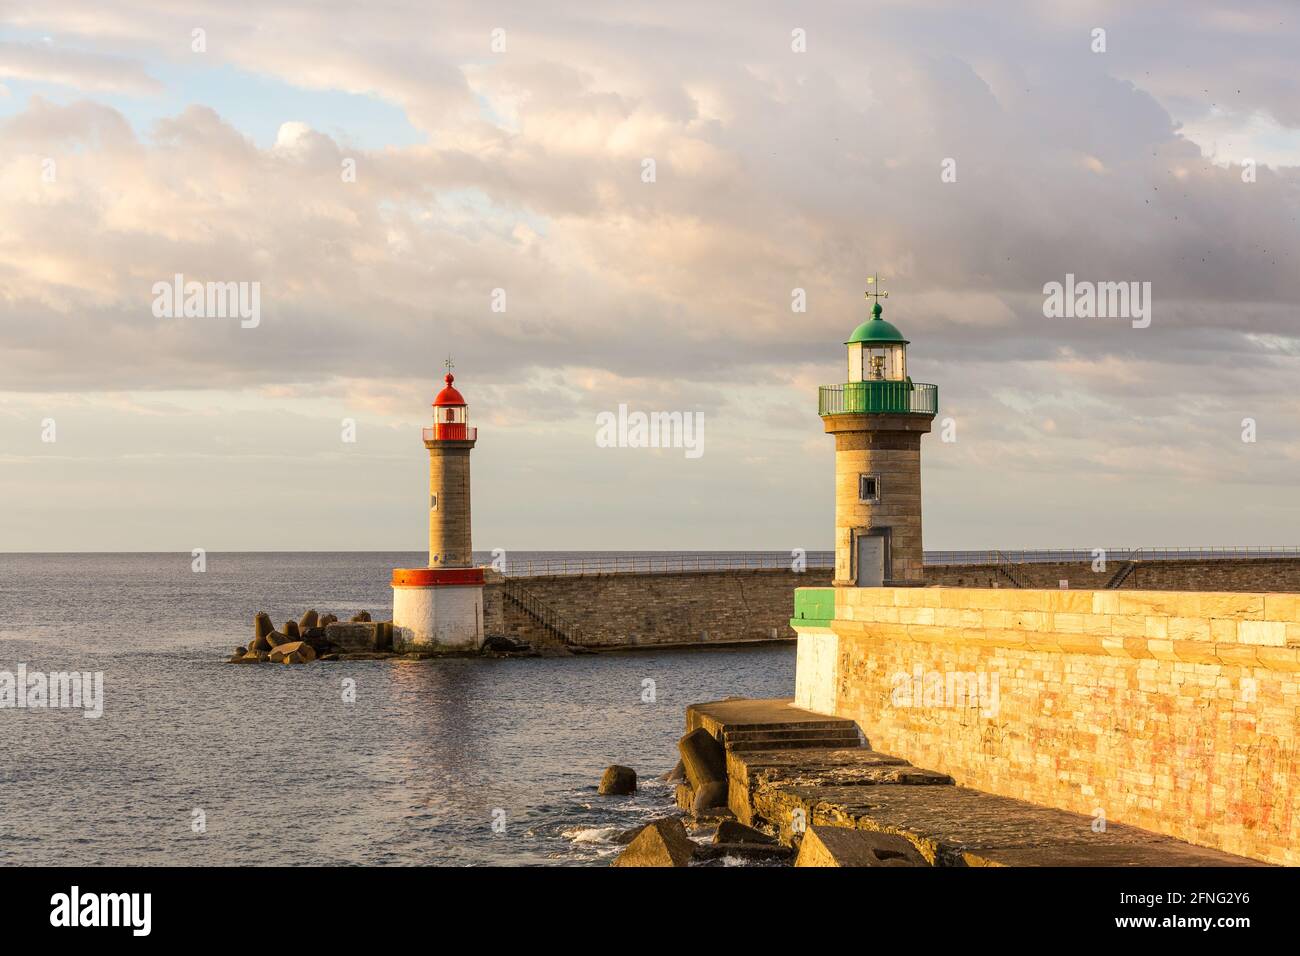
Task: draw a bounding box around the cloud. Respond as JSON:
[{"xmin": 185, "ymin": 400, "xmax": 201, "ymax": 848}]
[
  {"xmin": 0, "ymin": 40, "xmax": 162, "ymax": 95},
  {"xmin": 0, "ymin": 0, "xmax": 1297, "ymax": 549}
]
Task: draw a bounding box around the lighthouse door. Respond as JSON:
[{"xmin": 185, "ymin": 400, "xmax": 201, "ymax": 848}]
[{"xmin": 855, "ymin": 534, "xmax": 885, "ymax": 587}]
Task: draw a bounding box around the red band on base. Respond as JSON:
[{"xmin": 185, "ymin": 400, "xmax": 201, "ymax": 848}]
[{"xmin": 392, "ymin": 567, "xmax": 486, "ymax": 587}]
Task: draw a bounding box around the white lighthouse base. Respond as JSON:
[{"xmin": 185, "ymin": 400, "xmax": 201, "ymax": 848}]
[{"xmin": 391, "ymin": 569, "xmax": 485, "ymax": 651}]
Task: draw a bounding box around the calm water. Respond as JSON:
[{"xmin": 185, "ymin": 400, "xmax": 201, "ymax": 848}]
[{"xmin": 0, "ymin": 552, "xmax": 794, "ymax": 866}]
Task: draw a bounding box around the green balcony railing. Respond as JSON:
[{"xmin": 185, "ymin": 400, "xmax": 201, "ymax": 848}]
[{"xmin": 818, "ymin": 381, "xmax": 938, "ymax": 417}]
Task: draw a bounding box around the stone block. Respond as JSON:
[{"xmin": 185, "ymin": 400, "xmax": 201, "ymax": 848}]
[
  {"xmin": 269, "ymin": 640, "xmax": 317, "ymax": 663},
  {"xmin": 713, "ymin": 820, "xmax": 776, "ymax": 845},
  {"xmin": 611, "ymin": 818, "xmax": 696, "ymax": 867},
  {"xmin": 1048, "ymin": 590, "xmax": 1094, "ymax": 613},
  {"xmin": 1239, "ymin": 620, "xmax": 1286, "ymax": 647},
  {"xmin": 1210, "ymin": 618, "xmax": 1239, "ymax": 643},
  {"xmin": 1263, "ymin": 594, "xmax": 1300, "ymax": 623},
  {"xmin": 325, "ymin": 622, "xmax": 379, "ymax": 652},
  {"xmin": 794, "ymin": 826, "xmax": 928, "ymax": 867},
  {"xmin": 692, "ymin": 781, "xmax": 729, "ymax": 814},
  {"xmin": 1168, "ymin": 617, "xmax": 1212, "ymax": 641},
  {"xmin": 678, "ymin": 728, "xmax": 726, "ymax": 788},
  {"xmin": 1255, "ymin": 646, "xmax": 1300, "ymax": 671},
  {"xmin": 1195, "ymin": 594, "xmax": 1264, "ymax": 619}
]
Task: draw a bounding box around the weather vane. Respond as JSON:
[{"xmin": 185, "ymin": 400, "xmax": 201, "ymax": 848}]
[
  {"xmin": 443, "ymin": 356, "xmax": 455, "ymax": 374},
  {"xmin": 864, "ymin": 274, "xmax": 889, "ymax": 303}
]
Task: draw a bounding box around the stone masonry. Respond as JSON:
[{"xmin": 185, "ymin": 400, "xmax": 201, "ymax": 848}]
[
  {"xmin": 826, "ymin": 413, "xmax": 931, "ymax": 587},
  {"xmin": 793, "ymin": 585, "xmax": 1300, "ymax": 865},
  {"xmin": 485, "ymin": 569, "xmax": 833, "ymax": 647}
]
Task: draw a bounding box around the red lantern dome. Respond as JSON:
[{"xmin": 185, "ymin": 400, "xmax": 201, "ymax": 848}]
[
  {"xmin": 434, "ymin": 373, "xmax": 465, "ymax": 407},
  {"xmin": 424, "ymin": 369, "xmax": 475, "ymax": 443}
]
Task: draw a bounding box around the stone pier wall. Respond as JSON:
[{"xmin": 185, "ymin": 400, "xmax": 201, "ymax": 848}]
[
  {"xmin": 793, "ymin": 585, "xmax": 1300, "ymax": 865},
  {"xmin": 485, "ymin": 569, "xmax": 833, "ymax": 648},
  {"xmin": 476, "ymin": 557, "xmax": 1300, "ymax": 651}
]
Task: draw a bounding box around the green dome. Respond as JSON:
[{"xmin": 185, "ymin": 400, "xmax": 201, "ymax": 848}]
[{"xmin": 847, "ymin": 302, "xmax": 908, "ymax": 345}]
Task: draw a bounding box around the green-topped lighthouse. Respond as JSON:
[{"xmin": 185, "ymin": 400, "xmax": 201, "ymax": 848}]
[{"xmin": 819, "ymin": 279, "xmax": 937, "ymax": 587}]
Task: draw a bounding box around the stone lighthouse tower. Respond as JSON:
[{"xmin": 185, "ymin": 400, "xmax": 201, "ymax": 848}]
[
  {"xmin": 819, "ymin": 284, "xmax": 938, "ymax": 587},
  {"xmin": 391, "ymin": 363, "xmax": 485, "ymax": 650}
]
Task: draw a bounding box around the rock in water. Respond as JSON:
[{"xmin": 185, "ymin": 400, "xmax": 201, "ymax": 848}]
[
  {"xmin": 268, "ymin": 641, "xmax": 317, "ymax": 664},
  {"xmin": 299, "ymin": 609, "xmax": 319, "ymax": 631},
  {"xmin": 234, "ymin": 646, "xmax": 247, "ymax": 657},
  {"xmin": 283, "ymin": 620, "xmax": 300, "ymax": 639},
  {"xmin": 350, "ymin": 611, "xmax": 371, "ymax": 623},
  {"xmin": 265, "ymin": 630, "xmax": 289, "ymax": 648},
  {"xmin": 251, "ymin": 613, "xmax": 274, "ymax": 651},
  {"xmin": 611, "ymin": 818, "xmax": 696, "ymax": 867},
  {"xmin": 665, "ymin": 759, "xmax": 686, "ymax": 782},
  {"xmin": 300, "ymin": 626, "xmax": 332, "ymax": 654},
  {"xmin": 318, "ymin": 614, "xmax": 338, "ymax": 627},
  {"xmin": 678, "ymin": 729, "xmax": 727, "ymax": 789},
  {"xmin": 598, "ymin": 765, "xmax": 637, "ymax": 795},
  {"xmin": 794, "ymin": 826, "xmax": 928, "ymax": 867},
  {"xmin": 714, "ymin": 820, "xmax": 775, "ymax": 845},
  {"xmin": 242, "ymin": 650, "xmax": 269, "ymax": 662},
  {"xmin": 692, "ymin": 781, "xmax": 729, "ymax": 813}
]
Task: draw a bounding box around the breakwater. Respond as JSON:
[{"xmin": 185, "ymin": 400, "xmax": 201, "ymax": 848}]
[
  {"xmin": 485, "ymin": 568, "xmax": 833, "ymax": 649},
  {"xmin": 482, "ymin": 555, "xmax": 1300, "ymax": 650}
]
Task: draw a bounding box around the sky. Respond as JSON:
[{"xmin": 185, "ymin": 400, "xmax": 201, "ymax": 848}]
[{"xmin": 0, "ymin": 0, "xmax": 1297, "ymax": 553}]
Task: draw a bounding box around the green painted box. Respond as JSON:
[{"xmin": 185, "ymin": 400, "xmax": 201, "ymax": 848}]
[{"xmin": 792, "ymin": 587, "xmax": 835, "ymax": 627}]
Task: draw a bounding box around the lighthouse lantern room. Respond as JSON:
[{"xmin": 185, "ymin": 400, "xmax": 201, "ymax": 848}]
[{"xmin": 847, "ymin": 303, "xmax": 908, "ymax": 382}]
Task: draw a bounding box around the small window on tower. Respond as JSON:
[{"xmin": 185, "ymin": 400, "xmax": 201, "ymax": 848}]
[
  {"xmin": 430, "ymin": 494, "xmax": 438, "ymax": 511},
  {"xmin": 859, "ymin": 474, "xmax": 880, "ymax": 502}
]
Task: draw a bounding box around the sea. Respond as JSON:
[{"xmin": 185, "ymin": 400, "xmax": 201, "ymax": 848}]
[{"xmin": 0, "ymin": 551, "xmax": 795, "ymax": 866}]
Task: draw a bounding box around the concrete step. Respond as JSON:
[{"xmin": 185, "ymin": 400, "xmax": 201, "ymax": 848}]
[
  {"xmin": 724, "ymin": 727, "xmax": 861, "ymax": 745},
  {"xmin": 717, "ymin": 723, "xmax": 857, "ymax": 738},
  {"xmin": 722, "ymin": 738, "xmax": 863, "ymax": 749},
  {"xmin": 728, "ymin": 737, "xmax": 864, "ymax": 753}
]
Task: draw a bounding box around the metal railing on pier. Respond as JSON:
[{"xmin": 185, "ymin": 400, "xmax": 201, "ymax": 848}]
[
  {"xmin": 497, "ymin": 552, "xmax": 835, "ymax": 578},
  {"xmin": 924, "ymin": 546, "xmax": 1300, "ymax": 566},
  {"xmin": 491, "ymin": 548, "xmax": 1300, "ymax": 578}
]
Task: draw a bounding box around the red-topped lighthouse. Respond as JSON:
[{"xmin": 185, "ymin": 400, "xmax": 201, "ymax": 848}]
[
  {"xmin": 391, "ymin": 360, "xmax": 485, "ymax": 650},
  {"xmin": 427, "ymin": 371, "xmax": 476, "ymax": 566}
]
